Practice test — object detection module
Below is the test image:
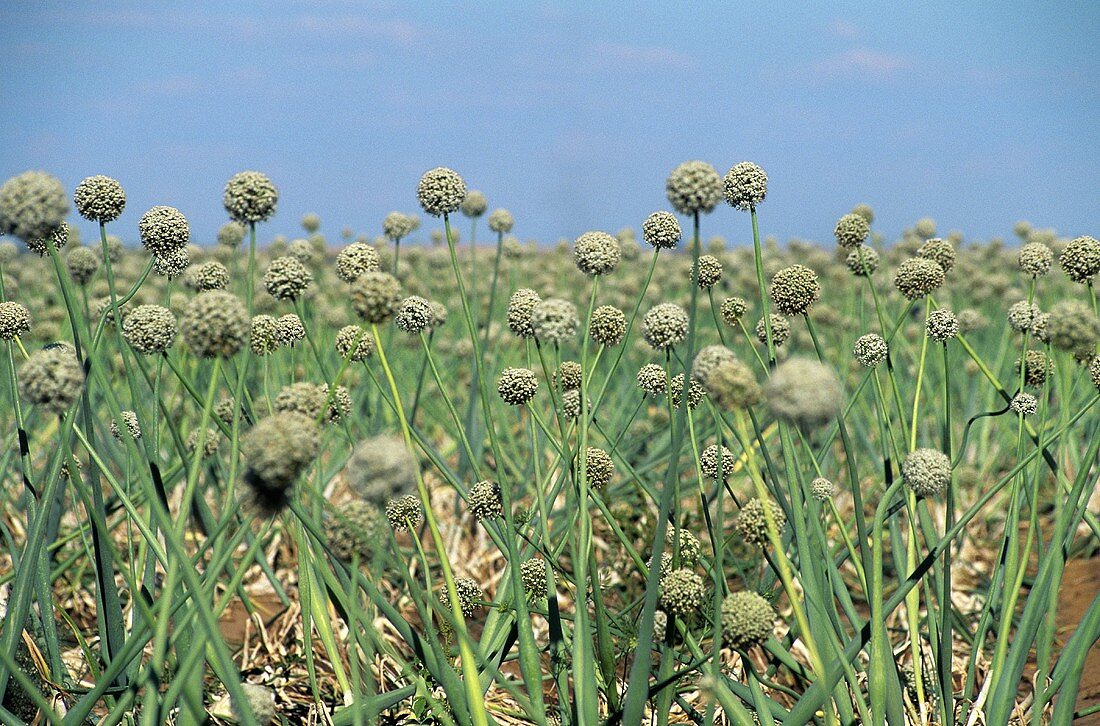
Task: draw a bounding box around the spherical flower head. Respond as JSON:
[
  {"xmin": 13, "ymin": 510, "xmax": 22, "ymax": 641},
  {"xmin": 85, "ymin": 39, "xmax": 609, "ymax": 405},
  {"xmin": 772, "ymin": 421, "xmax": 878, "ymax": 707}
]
[
  {"xmin": 666, "ymin": 528, "xmax": 701, "ymax": 567},
  {"xmin": 850, "ymin": 203, "xmax": 875, "ymax": 224},
  {"xmin": 502, "ymin": 236, "xmax": 523, "ymax": 258},
  {"xmin": 0, "ymin": 241, "xmax": 17, "ymax": 262},
  {"xmin": 188, "ymin": 427, "xmax": 223, "ymax": 457},
  {"xmin": 665, "ymin": 161, "xmax": 722, "ymax": 216},
  {"xmin": 561, "ymin": 388, "xmax": 586, "ymax": 419},
  {"xmin": 0, "ymin": 170, "xmax": 69, "ymax": 243},
  {"xmin": 918, "ymin": 237, "xmax": 956, "ymax": 274},
  {"xmin": 213, "ymin": 398, "xmax": 238, "ymax": 427},
  {"xmin": 263, "ymin": 255, "xmax": 312, "ymax": 301},
  {"xmin": 94, "ymin": 296, "xmax": 127, "ymax": 325},
  {"xmin": 642, "ymin": 211, "xmax": 682, "ymax": 249},
  {"xmin": 811, "ymin": 477, "xmax": 835, "ymax": 502},
  {"xmin": 99, "ymin": 235, "xmax": 124, "ymax": 263},
  {"xmin": 925, "ymin": 309, "xmax": 959, "ymax": 342},
  {"xmin": 487, "ymin": 208, "xmax": 514, "ymax": 233},
  {"xmin": 347, "ymin": 434, "xmax": 418, "ymax": 505},
  {"xmin": 723, "ymin": 162, "xmax": 768, "ymax": 212},
  {"xmin": 642, "ymin": 302, "xmax": 689, "ymax": 350},
  {"xmin": 287, "ymin": 238, "xmax": 314, "ymax": 264},
  {"xmin": 589, "ymin": 305, "xmax": 626, "ymax": 346},
  {"xmin": 1045, "ymin": 299, "xmax": 1100, "ymax": 352},
  {"xmin": 327, "ymin": 501, "xmax": 382, "ymax": 562},
  {"xmin": 73, "ymin": 178, "xmax": 125, "ymax": 229},
  {"xmin": 554, "ymin": 389, "xmax": 580, "ymax": 415},
  {"xmin": 153, "ymin": 249, "xmax": 190, "ymax": 279},
  {"xmin": 755, "ymin": 314, "xmax": 790, "ymax": 347},
  {"xmin": 553, "ymin": 360, "xmax": 583, "ymax": 392},
  {"xmin": 223, "ymin": 171, "xmax": 278, "ymax": 223},
  {"xmin": 460, "ymin": 190, "xmax": 487, "ymax": 218},
  {"xmin": 846, "ymin": 245, "xmax": 880, "ymax": 276},
  {"xmin": 272, "ymin": 382, "xmax": 329, "ymax": 420},
  {"xmin": 1007, "ymin": 300, "xmax": 1041, "ymax": 333},
  {"xmin": 190, "ymin": 261, "xmax": 230, "ymax": 292},
  {"xmin": 653, "ymin": 610, "xmax": 668, "ymax": 642},
  {"xmin": 296, "ymin": 212, "xmax": 321, "ymax": 235},
  {"xmin": 381, "ymin": 211, "xmax": 415, "ymax": 241},
  {"xmin": 769, "ymin": 264, "xmax": 821, "ymax": 316},
  {"xmin": 19, "ymin": 346, "xmax": 85, "ymax": 414},
  {"xmin": 66, "ymin": 247, "xmax": 99, "ymax": 285},
  {"xmin": 394, "ymin": 295, "xmax": 434, "ymax": 334},
  {"xmin": 187, "ymin": 427, "xmax": 222, "ymax": 458},
  {"xmin": 335, "ymin": 242, "xmax": 381, "ymax": 283},
  {"xmin": 320, "ymin": 384, "xmax": 352, "ymax": 423},
  {"xmin": 720, "ymin": 591, "xmax": 775, "ymax": 650},
  {"xmin": 521, "ymin": 558, "xmax": 550, "ymax": 599},
  {"xmin": 669, "ymin": 373, "xmax": 707, "ymax": 410},
  {"xmin": 720, "ymin": 297, "xmax": 748, "ymax": 327},
  {"xmin": 1018, "ymin": 242, "xmax": 1053, "ymax": 277},
  {"xmin": 573, "ymin": 231, "xmax": 621, "ymax": 276},
  {"xmin": 351, "ymin": 271, "xmax": 402, "ymax": 323},
  {"xmin": 498, "ymin": 367, "xmax": 538, "ymax": 405},
  {"xmin": 276, "ymin": 314, "xmax": 305, "ymax": 346},
  {"xmin": 913, "ymin": 217, "xmax": 937, "ymax": 239},
  {"xmin": 250, "ymin": 315, "xmax": 280, "ymax": 356},
  {"xmin": 736, "ymin": 497, "xmax": 786, "ymax": 547},
  {"xmin": 71, "ymin": 174, "xmax": 125, "ymax": 224},
  {"xmin": 439, "ymin": 577, "xmax": 483, "ymax": 618},
  {"xmin": 335, "ymin": 324, "xmax": 374, "ymax": 361},
  {"xmin": 956, "ymin": 309, "xmax": 986, "ymax": 334},
  {"xmin": 531, "ymin": 297, "xmax": 579, "ymax": 344},
  {"xmin": 506, "ymin": 288, "xmax": 541, "ymax": 338},
  {"xmin": 24, "ymin": 222, "xmax": 69, "ymax": 256},
  {"xmin": 217, "ymin": 221, "xmax": 247, "ymax": 247},
  {"xmin": 1030, "ymin": 312, "xmax": 1051, "ymax": 344},
  {"xmin": 180, "ymin": 290, "xmax": 249, "ymax": 358},
  {"xmin": 636, "ymin": 363, "xmax": 668, "ymax": 396},
  {"xmin": 700, "ymin": 444, "xmax": 735, "ymax": 481},
  {"xmin": 894, "ymin": 257, "xmax": 945, "ymax": 300},
  {"xmin": 1059, "ymin": 236, "xmax": 1100, "ymax": 284},
  {"xmin": 110, "ymin": 410, "xmax": 142, "ymax": 441},
  {"xmin": 901, "ymin": 448, "xmax": 951, "ymax": 497},
  {"xmin": 765, "ymin": 358, "xmax": 842, "ymax": 429},
  {"xmin": 242, "ymin": 412, "xmax": 321, "ymax": 513},
  {"xmin": 1010, "ymin": 392, "xmax": 1038, "ymax": 417},
  {"xmin": 1017, "ymin": 349, "xmax": 1053, "ymax": 388},
  {"xmin": 583, "ymin": 446, "xmax": 614, "ymax": 488},
  {"xmin": 122, "ymin": 304, "xmax": 178, "ymax": 354},
  {"xmin": 0, "ymin": 301, "xmax": 32, "ymax": 340},
  {"xmin": 428, "ymin": 301, "xmax": 448, "ymax": 328},
  {"xmin": 139, "ymin": 206, "xmax": 190, "ymax": 257},
  {"xmin": 694, "ymin": 255, "xmax": 723, "ymax": 288},
  {"xmin": 705, "ymin": 359, "xmax": 763, "ymax": 410},
  {"xmin": 853, "ymin": 333, "xmax": 888, "ymax": 367},
  {"xmin": 834, "ymin": 213, "xmax": 870, "ymax": 249},
  {"xmin": 386, "ymin": 494, "xmax": 423, "ymax": 530},
  {"xmin": 659, "ymin": 568, "xmax": 705, "ymax": 616},
  {"xmin": 692, "ymin": 345, "xmax": 737, "ymax": 386},
  {"xmin": 417, "ymin": 167, "xmax": 467, "ymax": 217},
  {"xmin": 468, "ymin": 480, "xmax": 503, "ymax": 520}
]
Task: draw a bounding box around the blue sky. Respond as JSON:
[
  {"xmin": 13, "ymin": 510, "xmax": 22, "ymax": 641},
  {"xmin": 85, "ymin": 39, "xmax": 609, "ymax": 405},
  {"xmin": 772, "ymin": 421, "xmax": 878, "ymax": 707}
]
[{"xmin": 1, "ymin": 1, "xmax": 1097, "ymax": 248}]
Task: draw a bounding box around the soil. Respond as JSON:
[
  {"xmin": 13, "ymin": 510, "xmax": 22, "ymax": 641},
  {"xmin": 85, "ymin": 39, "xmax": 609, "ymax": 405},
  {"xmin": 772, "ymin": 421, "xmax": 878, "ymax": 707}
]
[{"xmin": 1057, "ymin": 556, "xmax": 1100, "ymax": 723}]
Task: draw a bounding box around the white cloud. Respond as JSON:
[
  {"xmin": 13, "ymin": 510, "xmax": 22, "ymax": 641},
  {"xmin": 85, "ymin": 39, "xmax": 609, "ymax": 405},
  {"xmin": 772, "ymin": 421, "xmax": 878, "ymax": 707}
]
[
  {"xmin": 827, "ymin": 20, "xmax": 863, "ymax": 39},
  {"xmin": 137, "ymin": 74, "xmax": 205, "ymax": 95},
  {"xmin": 811, "ymin": 48, "xmax": 913, "ymax": 80},
  {"xmin": 293, "ymin": 14, "xmax": 419, "ymax": 47},
  {"xmin": 592, "ymin": 42, "xmax": 695, "ymax": 72}
]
